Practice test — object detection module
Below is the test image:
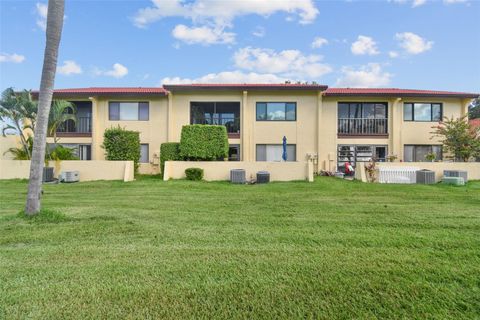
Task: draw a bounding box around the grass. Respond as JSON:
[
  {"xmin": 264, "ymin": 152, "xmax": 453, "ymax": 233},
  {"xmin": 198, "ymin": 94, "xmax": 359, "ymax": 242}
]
[{"xmin": 0, "ymin": 177, "xmax": 479, "ymax": 319}]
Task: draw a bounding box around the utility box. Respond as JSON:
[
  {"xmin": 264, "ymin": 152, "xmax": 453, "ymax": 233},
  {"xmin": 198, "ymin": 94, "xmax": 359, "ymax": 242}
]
[
  {"xmin": 42, "ymin": 167, "xmax": 54, "ymax": 183},
  {"xmin": 416, "ymin": 169, "xmax": 435, "ymax": 184},
  {"xmin": 256, "ymin": 171, "xmax": 270, "ymax": 184},
  {"xmin": 444, "ymin": 170, "xmax": 468, "ymax": 183},
  {"xmin": 230, "ymin": 169, "xmax": 246, "ymax": 184},
  {"xmin": 442, "ymin": 176, "xmax": 465, "ymax": 186},
  {"xmin": 60, "ymin": 171, "xmax": 80, "ymax": 183}
]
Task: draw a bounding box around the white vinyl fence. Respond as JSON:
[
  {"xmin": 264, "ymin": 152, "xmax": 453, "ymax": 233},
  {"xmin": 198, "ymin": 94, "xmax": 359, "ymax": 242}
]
[{"xmin": 378, "ymin": 166, "xmax": 420, "ymax": 184}]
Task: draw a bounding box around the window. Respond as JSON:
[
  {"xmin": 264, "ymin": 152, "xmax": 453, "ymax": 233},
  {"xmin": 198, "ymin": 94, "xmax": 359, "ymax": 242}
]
[
  {"xmin": 190, "ymin": 102, "xmax": 240, "ymax": 133},
  {"xmin": 337, "ymin": 145, "xmax": 387, "ymax": 173},
  {"xmin": 140, "ymin": 144, "xmax": 149, "ymax": 163},
  {"xmin": 404, "ymin": 145, "xmax": 442, "ymax": 162},
  {"xmin": 403, "ymin": 103, "xmax": 442, "ymax": 122},
  {"xmin": 228, "ymin": 145, "xmax": 240, "ymax": 161},
  {"xmin": 109, "ymin": 102, "xmax": 149, "ymax": 121},
  {"xmin": 49, "ymin": 143, "xmax": 91, "ymax": 160},
  {"xmin": 337, "ymin": 102, "xmax": 388, "ymax": 134},
  {"xmin": 256, "ymin": 102, "xmax": 296, "ymax": 121},
  {"xmin": 256, "ymin": 144, "xmax": 296, "ymax": 161}
]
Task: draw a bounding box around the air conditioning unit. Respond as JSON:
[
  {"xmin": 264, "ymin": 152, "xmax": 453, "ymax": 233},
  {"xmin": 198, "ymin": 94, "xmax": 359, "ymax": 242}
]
[
  {"xmin": 416, "ymin": 169, "xmax": 435, "ymax": 184},
  {"xmin": 60, "ymin": 171, "xmax": 79, "ymax": 183},
  {"xmin": 444, "ymin": 170, "xmax": 468, "ymax": 183}
]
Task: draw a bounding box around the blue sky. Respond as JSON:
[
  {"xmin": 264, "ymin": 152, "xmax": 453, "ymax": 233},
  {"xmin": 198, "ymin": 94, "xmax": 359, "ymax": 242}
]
[{"xmin": 0, "ymin": 0, "xmax": 479, "ymax": 92}]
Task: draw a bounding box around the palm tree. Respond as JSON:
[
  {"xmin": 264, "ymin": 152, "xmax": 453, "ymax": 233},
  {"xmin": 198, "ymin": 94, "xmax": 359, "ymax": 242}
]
[
  {"xmin": 48, "ymin": 100, "xmax": 76, "ymax": 146},
  {"xmin": 25, "ymin": 0, "xmax": 65, "ymax": 215}
]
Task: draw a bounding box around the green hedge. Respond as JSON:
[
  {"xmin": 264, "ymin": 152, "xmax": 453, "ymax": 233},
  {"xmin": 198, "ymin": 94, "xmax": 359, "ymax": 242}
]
[
  {"xmin": 160, "ymin": 142, "xmax": 181, "ymax": 177},
  {"xmin": 179, "ymin": 125, "xmax": 228, "ymax": 160},
  {"xmin": 185, "ymin": 168, "xmax": 204, "ymax": 181},
  {"xmin": 103, "ymin": 126, "xmax": 140, "ymax": 172}
]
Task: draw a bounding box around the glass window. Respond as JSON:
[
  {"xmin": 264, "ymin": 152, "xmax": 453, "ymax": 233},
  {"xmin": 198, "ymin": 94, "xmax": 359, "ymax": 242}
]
[
  {"xmin": 404, "ymin": 145, "xmax": 442, "ymax": 162},
  {"xmin": 109, "ymin": 102, "xmax": 149, "ymax": 121},
  {"xmin": 375, "ymin": 104, "xmax": 387, "ymax": 119},
  {"xmin": 256, "ymin": 144, "xmax": 296, "ymax": 161},
  {"xmin": 404, "ymin": 103, "xmax": 443, "ymax": 122},
  {"xmin": 414, "ymin": 103, "xmax": 431, "ymax": 121},
  {"xmin": 403, "ymin": 103, "xmax": 413, "ymax": 121},
  {"xmin": 363, "ymin": 104, "xmax": 375, "ymax": 119},
  {"xmin": 337, "ymin": 145, "xmax": 388, "ymax": 173},
  {"xmin": 349, "ymin": 104, "xmax": 362, "ymax": 118},
  {"xmin": 228, "ymin": 145, "xmax": 240, "ymax": 161},
  {"xmin": 256, "ymin": 102, "xmax": 296, "ymax": 121},
  {"xmin": 190, "ymin": 102, "xmax": 240, "ymax": 133},
  {"xmin": 432, "ymin": 104, "xmax": 442, "ymax": 121},
  {"xmin": 140, "ymin": 144, "xmax": 149, "ymax": 163},
  {"xmin": 338, "ymin": 103, "xmax": 349, "ymax": 118}
]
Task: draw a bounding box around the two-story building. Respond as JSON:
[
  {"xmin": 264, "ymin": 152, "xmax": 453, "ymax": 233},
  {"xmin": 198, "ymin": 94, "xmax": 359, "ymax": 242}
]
[{"xmin": 44, "ymin": 84, "xmax": 477, "ymax": 174}]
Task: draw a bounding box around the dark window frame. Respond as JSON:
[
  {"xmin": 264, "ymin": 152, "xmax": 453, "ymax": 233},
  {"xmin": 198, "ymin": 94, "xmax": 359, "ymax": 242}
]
[
  {"xmin": 337, "ymin": 144, "xmax": 388, "ymax": 173},
  {"xmin": 404, "ymin": 144, "xmax": 443, "ymax": 162},
  {"xmin": 338, "ymin": 102, "xmax": 388, "ymax": 119},
  {"xmin": 189, "ymin": 101, "xmax": 240, "ymax": 134},
  {"xmin": 255, "ymin": 144, "xmax": 297, "ymax": 162},
  {"xmin": 256, "ymin": 102, "xmax": 297, "ymax": 121},
  {"xmin": 140, "ymin": 143, "xmax": 149, "ymax": 163},
  {"xmin": 108, "ymin": 101, "xmax": 150, "ymax": 121},
  {"xmin": 403, "ymin": 102, "xmax": 443, "ymax": 122}
]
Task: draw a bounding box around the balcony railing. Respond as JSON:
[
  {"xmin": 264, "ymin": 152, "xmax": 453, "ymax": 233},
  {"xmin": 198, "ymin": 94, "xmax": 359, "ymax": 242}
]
[
  {"xmin": 338, "ymin": 118, "xmax": 388, "ymax": 135},
  {"xmin": 57, "ymin": 116, "xmax": 92, "ymax": 134},
  {"xmin": 192, "ymin": 116, "xmax": 240, "ymax": 134}
]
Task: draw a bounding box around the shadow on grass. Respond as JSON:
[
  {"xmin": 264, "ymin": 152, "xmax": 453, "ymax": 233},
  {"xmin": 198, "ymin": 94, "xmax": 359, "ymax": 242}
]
[{"xmin": 16, "ymin": 209, "xmax": 71, "ymax": 224}]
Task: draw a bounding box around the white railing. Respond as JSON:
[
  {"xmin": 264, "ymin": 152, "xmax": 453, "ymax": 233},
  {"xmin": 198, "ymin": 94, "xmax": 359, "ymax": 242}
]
[{"xmin": 378, "ymin": 166, "xmax": 420, "ymax": 184}]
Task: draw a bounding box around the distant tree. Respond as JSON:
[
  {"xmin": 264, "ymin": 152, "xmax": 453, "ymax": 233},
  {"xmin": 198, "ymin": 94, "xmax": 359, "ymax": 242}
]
[
  {"xmin": 431, "ymin": 116, "xmax": 480, "ymax": 162},
  {"xmin": 469, "ymin": 97, "xmax": 480, "ymax": 119}
]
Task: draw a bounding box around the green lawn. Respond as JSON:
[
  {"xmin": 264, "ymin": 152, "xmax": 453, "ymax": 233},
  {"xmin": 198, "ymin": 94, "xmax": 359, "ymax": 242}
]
[{"xmin": 1, "ymin": 177, "xmax": 479, "ymax": 319}]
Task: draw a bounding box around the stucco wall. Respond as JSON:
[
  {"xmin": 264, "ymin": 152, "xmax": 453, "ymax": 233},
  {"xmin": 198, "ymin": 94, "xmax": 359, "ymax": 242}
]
[
  {"xmin": 163, "ymin": 161, "xmax": 309, "ymax": 181},
  {"xmin": 0, "ymin": 135, "xmax": 22, "ymax": 160},
  {"xmin": 0, "ymin": 160, "xmax": 134, "ymax": 181}
]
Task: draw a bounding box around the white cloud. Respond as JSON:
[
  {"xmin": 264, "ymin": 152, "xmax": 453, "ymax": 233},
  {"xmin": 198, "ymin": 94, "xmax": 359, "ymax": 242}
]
[
  {"xmin": 336, "ymin": 63, "xmax": 392, "ymax": 88},
  {"xmin": 311, "ymin": 37, "xmax": 328, "ymax": 48},
  {"xmin": 252, "ymin": 26, "xmax": 266, "ymax": 38},
  {"xmin": 57, "ymin": 60, "xmax": 82, "ymax": 75},
  {"xmin": 161, "ymin": 71, "xmax": 286, "ymax": 85},
  {"xmin": 133, "ymin": 0, "xmax": 319, "ymax": 28},
  {"xmin": 444, "ymin": 0, "xmax": 468, "ymax": 4},
  {"xmin": 0, "ymin": 53, "xmax": 25, "ymax": 63},
  {"xmin": 233, "ymin": 47, "xmax": 332, "ymax": 79},
  {"xmin": 94, "ymin": 63, "xmax": 128, "ymax": 78},
  {"xmin": 172, "ymin": 24, "xmax": 235, "ymax": 45},
  {"xmin": 35, "ymin": 3, "xmax": 48, "ymax": 31},
  {"xmin": 388, "ymin": 51, "xmax": 399, "ymax": 58},
  {"xmin": 412, "ymin": 0, "xmax": 427, "ymax": 7},
  {"xmin": 351, "ymin": 35, "xmax": 379, "ymax": 55},
  {"xmin": 395, "ymin": 32, "xmax": 433, "ymax": 54}
]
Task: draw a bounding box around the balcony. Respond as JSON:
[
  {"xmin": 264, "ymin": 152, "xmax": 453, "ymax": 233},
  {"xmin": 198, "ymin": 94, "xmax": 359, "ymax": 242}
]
[
  {"xmin": 55, "ymin": 101, "xmax": 92, "ymax": 137},
  {"xmin": 56, "ymin": 116, "xmax": 92, "ymax": 137},
  {"xmin": 338, "ymin": 118, "xmax": 388, "ymax": 137},
  {"xmin": 190, "ymin": 101, "xmax": 240, "ymax": 138}
]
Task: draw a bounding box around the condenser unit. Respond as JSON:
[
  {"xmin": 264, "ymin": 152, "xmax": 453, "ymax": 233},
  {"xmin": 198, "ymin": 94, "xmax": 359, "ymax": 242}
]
[
  {"xmin": 443, "ymin": 170, "xmax": 468, "ymax": 183},
  {"xmin": 60, "ymin": 171, "xmax": 79, "ymax": 183}
]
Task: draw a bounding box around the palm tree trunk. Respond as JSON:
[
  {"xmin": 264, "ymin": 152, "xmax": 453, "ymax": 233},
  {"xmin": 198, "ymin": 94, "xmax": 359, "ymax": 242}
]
[{"xmin": 25, "ymin": 0, "xmax": 65, "ymax": 215}]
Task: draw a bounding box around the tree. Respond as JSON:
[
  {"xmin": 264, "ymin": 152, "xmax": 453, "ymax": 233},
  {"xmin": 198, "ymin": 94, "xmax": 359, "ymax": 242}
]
[
  {"xmin": 0, "ymin": 88, "xmax": 38, "ymax": 158},
  {"xmin": 25, "ymin": 0, "xmax": 65, "ymax": 215},
  {"xmin": 469, "ymin": 97, "xmax": 480, "ymax": 119},
  {"xmin": 48, "ymin": 100, "xmax": 76, "ymax": 146},
  {"xmin": 431, "ymin": 116, "xmax": 480, "ymax": 162}
]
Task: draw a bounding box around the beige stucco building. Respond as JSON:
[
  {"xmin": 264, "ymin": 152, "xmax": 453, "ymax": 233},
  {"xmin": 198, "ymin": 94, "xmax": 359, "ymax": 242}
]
[{"xmin": 44, "ymin": 84, "xmax": 477, "ymax": 174}]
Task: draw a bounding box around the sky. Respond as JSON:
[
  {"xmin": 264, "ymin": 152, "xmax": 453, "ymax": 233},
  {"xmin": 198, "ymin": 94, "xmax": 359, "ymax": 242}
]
[{"xmin": 0, "ymin": 0, "xmax": 479, "ymax": 92}]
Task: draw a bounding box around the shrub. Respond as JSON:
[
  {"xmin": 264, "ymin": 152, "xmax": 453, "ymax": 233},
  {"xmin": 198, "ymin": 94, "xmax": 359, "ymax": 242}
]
[
  {"xmin": 49, "ymin": 145, "xmax": 79, "ymax": 160},
  {"xmin": 160, "ymin": 142, "xmax": 181, "ymax": 177},
  {"xmin": 185, "ymin": 167, "xmax": 204, "ymax": 181},
  {"xmin": 103, "ymin": 126, "xmax": 140, "ymax": 172},
  {"xmin": 179, "ymin": 125, "xmax": 228, "ymax": 160}
]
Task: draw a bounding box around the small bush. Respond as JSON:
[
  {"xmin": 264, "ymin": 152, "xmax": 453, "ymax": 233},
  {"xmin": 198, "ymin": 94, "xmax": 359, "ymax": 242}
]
[
  {"xmin": 50, "ymin": 145, "xmax": 79, "ymax": 160},
  {"xmin": 179, "ymin": 125, "xmax": 228, "ymax": 161},
  {"xmin": 160, "ymin": 142, "xmax": 181, "ymax": 177},
  {"xmin": 102, "ymin": 126, "xmax": 140, "ymax": 172},
  {"xmin": 185, "ymin": 167, "xmax": 204, "ymax": 181}
]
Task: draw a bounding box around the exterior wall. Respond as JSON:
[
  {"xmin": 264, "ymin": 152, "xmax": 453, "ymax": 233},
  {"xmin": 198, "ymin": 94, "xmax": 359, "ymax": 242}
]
[
  {"xmin": 0, "ymin": 135, "xmax": 22, "ymax": 160},
  {"xmin": 0, "ymin": 160, "xmax": 134, "ymax": 181},
  {"xmin": 377, "ymin": 162, "xmax": 479, "ymax": 181},
  {"xmin": 92, "ymin": 95, "xmax": 168, "ymax": 174},
  {"xmin": 163, "ymin": 161, "xmax": 310, "ymax": 181},
  {"xmin": 38, "ymin": 92, "xmax": 471, "ymax": 175}
]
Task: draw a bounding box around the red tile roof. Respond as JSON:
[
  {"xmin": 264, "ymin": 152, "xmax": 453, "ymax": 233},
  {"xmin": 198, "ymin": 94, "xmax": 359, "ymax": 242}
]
[
  {"xmin": 163, "ymin": 83, "xmax": 328, "ymax": 91},
  {"xmin": 325, "ymin": 88, "xmax": 479, "ymax": 98},
  {"xmin": 39, "ymin": 87, "xmax": 168, "ymax": 97}
]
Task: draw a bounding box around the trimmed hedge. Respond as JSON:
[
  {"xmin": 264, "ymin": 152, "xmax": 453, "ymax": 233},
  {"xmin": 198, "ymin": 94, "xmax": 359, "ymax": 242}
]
[
  {"xmin": 103, "ymin": 126, "xmax": 140, "ymax": 172},
  {"xmin": 185, "ymin": 168, "xmax": 204, "ymax": 181},
  {"xmin": 179, "ymin": 125, "xmax": 228, "ymax": 161},
  {"xmin": 160, "ymin": 142, "xmax": 181, "ymax": 177}
]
